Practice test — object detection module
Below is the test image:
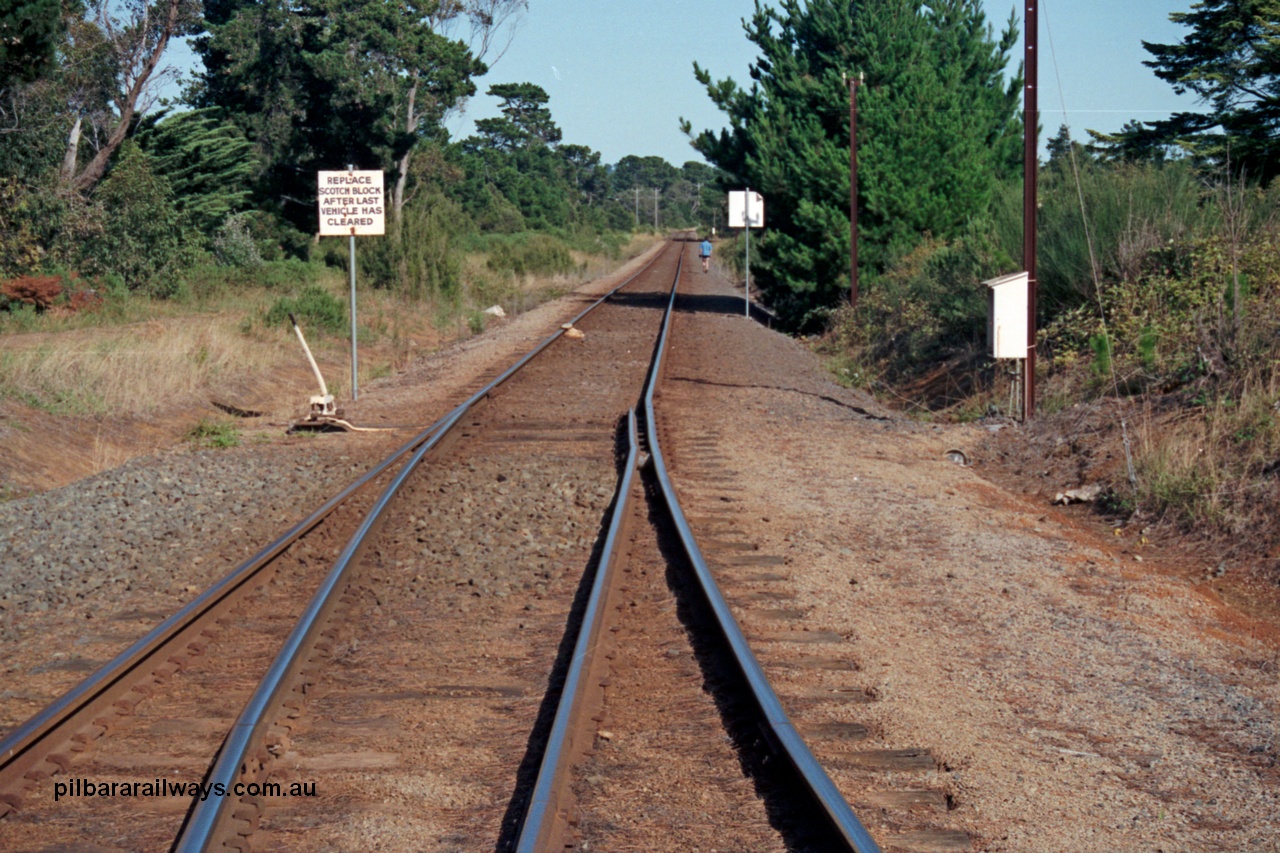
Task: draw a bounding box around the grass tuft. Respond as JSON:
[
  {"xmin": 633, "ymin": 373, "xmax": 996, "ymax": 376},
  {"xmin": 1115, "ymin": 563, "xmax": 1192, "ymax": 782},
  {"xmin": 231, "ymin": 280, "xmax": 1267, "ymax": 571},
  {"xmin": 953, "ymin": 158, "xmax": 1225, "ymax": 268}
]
[{"xmin": 185, "ymin": 418, "xmax": 240, "ymax": 449}]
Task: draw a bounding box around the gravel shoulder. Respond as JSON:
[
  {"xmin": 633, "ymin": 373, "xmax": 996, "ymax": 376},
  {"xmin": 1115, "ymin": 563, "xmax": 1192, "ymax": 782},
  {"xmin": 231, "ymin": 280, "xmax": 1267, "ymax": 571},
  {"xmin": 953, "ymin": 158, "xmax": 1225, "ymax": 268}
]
[{"xmin": 663, "ymin": 268, "xmax": 1279, "ymax": 851}]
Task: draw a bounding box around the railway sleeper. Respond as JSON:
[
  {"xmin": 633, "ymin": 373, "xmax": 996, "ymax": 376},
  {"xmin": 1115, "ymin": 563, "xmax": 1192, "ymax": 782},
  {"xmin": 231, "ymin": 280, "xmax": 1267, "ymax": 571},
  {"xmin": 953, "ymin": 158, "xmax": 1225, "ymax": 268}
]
[{"xmin": 72, "ymin": 720, "xmax": 109, "ymax": 744}]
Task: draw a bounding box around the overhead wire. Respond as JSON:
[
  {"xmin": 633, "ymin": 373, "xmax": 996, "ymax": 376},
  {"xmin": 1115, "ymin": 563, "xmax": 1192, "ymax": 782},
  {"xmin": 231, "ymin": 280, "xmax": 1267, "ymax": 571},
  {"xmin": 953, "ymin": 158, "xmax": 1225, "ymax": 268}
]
[{"xmin": 1042, "ymin": 0, "xmax": 1138, "ymax": 490}]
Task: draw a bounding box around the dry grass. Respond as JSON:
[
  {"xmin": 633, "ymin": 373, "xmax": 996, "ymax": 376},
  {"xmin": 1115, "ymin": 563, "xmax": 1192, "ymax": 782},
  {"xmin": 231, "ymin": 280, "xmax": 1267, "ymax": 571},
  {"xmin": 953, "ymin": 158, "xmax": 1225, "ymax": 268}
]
[
  {"xmin": 0, "ymin": 275, "xmax": 439, "ymax": 418},
  {"xmin": 1134, "ymin": 366, "xmax": 1280, "ymax": 535},
  {"xmin": 0, "ymin": 319, "xmax": 285, "ymax": 416},
  {"xmin": 0, "ymin": 239, "xmax": 654, "ymax": 496},
  {"xmin": 459, "ymin": 233, "xmax": 661, "ymax": 314},
  {"xmin": 0, "ymin": 236, "xmax": 661, "ymax": 420}
]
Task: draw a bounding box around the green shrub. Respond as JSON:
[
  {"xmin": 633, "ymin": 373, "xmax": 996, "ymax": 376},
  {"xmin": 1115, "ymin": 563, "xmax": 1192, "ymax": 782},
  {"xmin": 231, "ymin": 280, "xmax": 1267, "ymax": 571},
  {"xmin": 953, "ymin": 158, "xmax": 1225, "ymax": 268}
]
[
  {"xmin": 556, "ymin": 228, "xmax": 626, "ymax": 258},
  {"xmin": 360, "ymin": 193, "xmax": 462, "ymax": 300},
  {"xmin": 484, "ymin": 233, "xmax": 574, "ymax": 277},
  {"xmin": 845, "ymin": 236, "xmax": 998, "ymax": 377},
  {"xmin": 0, "ymin": 177, "xmax": 47, "ymax": 276},
  {"xmin": 185, "ymin": 418, "xmax": 240, "ymax": 449},
  {"xmin": 257, "ymin": 258, "xmax": 324, "ymax": 291},
  {"xmin": 79, "ymin": 141, "xmax": 204, "ymax": 298},
  {"xmin": 1089, "ymin": 333, "xmax": 1112, "ymax": 378},
  {"xmin": 183, "ymin": 264, "xmax": 241, "ymax": 302},
  {"xmin": 212, "ymin": 212, "xmax": 264, "ymax": 269},
  {"xmin": 993, "ymin": 159, "xmax": 1210, "ymax": 311},
  {"xmin": 264, "ymin": 285, "xmax": 346, "ymax": 334},
  {"xmin": 468, "ymin": 269, "xmax": 517, "ymax": 309},
  {"xmin": 1137, "ymin": 326, "xmax": 1158, "ymax": 372},
  {"xmin": 241, "ymin": 213, "xmax": 310, "ymax": 262}
]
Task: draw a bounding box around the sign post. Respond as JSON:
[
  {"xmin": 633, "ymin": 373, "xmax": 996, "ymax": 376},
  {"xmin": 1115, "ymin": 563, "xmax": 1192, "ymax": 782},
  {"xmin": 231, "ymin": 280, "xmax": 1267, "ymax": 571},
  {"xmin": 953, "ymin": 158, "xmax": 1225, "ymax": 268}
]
[
  {"xmin": 317, "ymin": 167, "xmax": 385, "ymax": 401},
  {"xmin": 728, "ymin": 189, "xmax": 764, "ymax": 319},
  {"xmin": 745, "ymin": 190, "xmax": 751, "ymax": 319}
]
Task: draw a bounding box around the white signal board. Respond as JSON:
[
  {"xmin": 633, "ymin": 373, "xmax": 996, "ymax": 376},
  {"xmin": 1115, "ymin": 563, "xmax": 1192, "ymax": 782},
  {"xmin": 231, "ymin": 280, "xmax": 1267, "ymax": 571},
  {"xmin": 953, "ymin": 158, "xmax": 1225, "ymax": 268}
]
[
  {"xmin": 728, "ymin": 190, "xmax": 764, "ymax": 228},
  {"xmin": 985, "ymin": 271, "xmax": 1029, "ymax": 359},
  {"xmin": 317, "ymin": 170, "xmax": 385, "ymax": 236}
]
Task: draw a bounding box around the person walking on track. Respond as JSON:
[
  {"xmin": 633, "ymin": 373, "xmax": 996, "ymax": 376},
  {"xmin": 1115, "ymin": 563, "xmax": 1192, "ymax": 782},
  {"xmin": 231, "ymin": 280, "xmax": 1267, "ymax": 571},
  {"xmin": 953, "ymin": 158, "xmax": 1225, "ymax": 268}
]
[{"xmin": 699, "ymin": 237, "xmax": 712, "ymax": 273}]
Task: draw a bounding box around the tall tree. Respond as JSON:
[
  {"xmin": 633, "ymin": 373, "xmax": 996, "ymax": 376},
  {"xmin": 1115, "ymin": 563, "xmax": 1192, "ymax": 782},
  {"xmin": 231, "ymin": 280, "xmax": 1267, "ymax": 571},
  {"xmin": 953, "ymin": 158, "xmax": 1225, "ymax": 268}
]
[
  {"xmin": 472, "ymin": 81, "xmax": 561, "ymax": 150},
  {"xmin": 611, "ymin": 154, "xmax": 679, "ymax": 192},
  {"xmin": 684, "ymin": 0, "xmax": 1021, "ymax": 329},
  {"xmin": 456, "ymin": 83, "xmax": 615, "ymax": 231},
  {"xmin": 192, "ymin": 0, "xmax": 307, "ymax": 204},
  {"xmin": 63, "ymin": 0, "xmax": 202, "ymax": 192},
  {"xmin": 1088, "ymin": 119, "xmax": 1177, "ymax": 165},
  {"xmin": 192, "ymin": 0, "xmax": 507, "ymax": 231},
  {"xmin": 1096, "ymin": 1, "xmax": 1280, "ymax": 181}
]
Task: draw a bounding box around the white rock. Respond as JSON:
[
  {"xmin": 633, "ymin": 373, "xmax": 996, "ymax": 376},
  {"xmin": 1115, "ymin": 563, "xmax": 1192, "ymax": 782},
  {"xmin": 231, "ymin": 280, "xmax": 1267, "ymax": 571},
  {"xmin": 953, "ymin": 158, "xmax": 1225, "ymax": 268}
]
[{"xmin": 1052, "ymin": 484, "xmax": 1104, "ymax": 505}]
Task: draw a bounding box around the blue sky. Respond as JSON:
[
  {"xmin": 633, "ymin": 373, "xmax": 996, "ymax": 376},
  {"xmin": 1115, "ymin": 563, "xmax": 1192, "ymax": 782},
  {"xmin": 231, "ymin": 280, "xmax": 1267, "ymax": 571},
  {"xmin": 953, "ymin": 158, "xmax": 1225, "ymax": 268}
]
[
  {"xmin": 447, "ymin": 0, "xmax": 1203, "ymax": 166},
  {"xmin": 163, "ymin": 1, "xmax": 1203, "ymax": 166}
]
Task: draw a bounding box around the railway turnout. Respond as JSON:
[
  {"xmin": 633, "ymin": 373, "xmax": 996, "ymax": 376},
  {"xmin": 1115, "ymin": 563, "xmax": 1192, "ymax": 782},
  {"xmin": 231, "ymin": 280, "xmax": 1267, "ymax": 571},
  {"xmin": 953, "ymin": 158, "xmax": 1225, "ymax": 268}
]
[{"xmin": 0, "ymin": 238, "xmax": 969, "ymax": 852}]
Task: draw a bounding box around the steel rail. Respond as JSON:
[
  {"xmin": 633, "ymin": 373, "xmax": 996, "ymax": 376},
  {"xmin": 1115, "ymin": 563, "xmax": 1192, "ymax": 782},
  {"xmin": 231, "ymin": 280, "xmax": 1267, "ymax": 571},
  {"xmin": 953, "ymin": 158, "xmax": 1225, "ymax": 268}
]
[
  {"xmin": 515, "ymin": 243, "xmax": 686, "ymax": 850},
  {"xmin": 516, "ymin": 239, "xmax": 684, "ymax": 851},
  {"xmin": 514, "ymin": 408, "xmax": 640, "ymax": 852},
  {"xmin": 0, "ymin": 411, "xmax": 448, "ymax": 799},
  {"xmin": 0, "ymin": 241, "xmax": 672, "ymax": 816},
  {"xmin": 640, "ymin": 247, "xmax": 883, "ymax": 853},
  {"xmin": 175, "ymin": 242, "xmax": 677, "ymax": 851}
]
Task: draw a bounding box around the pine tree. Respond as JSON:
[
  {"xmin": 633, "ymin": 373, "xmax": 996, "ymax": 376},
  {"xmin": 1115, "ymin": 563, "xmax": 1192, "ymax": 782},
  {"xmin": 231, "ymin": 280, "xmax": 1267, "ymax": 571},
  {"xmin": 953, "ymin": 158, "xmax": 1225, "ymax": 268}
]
[
  {"xmin": 1097, "ymin": 0, "xmax": 1280, "ymax": 181},
  {"xmin": 684, "ymin": 0, "xmax": 1021, "ymax": 329},
  {"xmin": 136, "ymin": 109, "xmax": 258, "ymax": 236},
  {"xmin": 474, "ymin": 82, "xmax": 563, "ymax": 149}
]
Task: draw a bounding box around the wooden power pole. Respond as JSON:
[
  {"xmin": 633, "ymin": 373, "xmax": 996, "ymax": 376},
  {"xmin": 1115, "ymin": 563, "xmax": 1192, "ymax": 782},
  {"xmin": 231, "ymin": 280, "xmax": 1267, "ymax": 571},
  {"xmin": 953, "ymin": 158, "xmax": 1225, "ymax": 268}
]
[{"xmin": 1023, "ymin": 0, "xmax": 1039, "ymax": 421}]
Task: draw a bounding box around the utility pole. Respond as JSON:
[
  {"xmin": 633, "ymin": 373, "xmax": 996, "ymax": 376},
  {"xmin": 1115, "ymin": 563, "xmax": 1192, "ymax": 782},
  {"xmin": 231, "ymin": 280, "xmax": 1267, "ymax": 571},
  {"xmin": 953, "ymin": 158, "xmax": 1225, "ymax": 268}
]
[
  {"xmin": 744, "ymin": 188, "xmax": 752, "ymax": 319},
  {"xmin": 633, "ymin": 187, "xmax": 639, "ymax": 228},
  {"xmin": 1023, "ymin": 0, "xmax": 1038, "ymax": 421},
  {"xmin": 847, "ymin": 71, "xmax": 863, "ymax": 311},
  {"xmin": 653, "ymin": 188, "xmax": 659, "ymax": 230}
]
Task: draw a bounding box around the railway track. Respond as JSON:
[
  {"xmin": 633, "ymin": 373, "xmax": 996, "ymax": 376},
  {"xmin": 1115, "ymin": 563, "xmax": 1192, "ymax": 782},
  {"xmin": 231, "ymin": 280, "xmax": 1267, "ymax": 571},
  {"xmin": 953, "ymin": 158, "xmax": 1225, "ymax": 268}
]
[
  {"xmin": 0, "ymin": 238, "xmax": 905, "ymax": 851},
  {"xmin": 0, "ymin": 242, "xmax": 671, "ymax": 849}
]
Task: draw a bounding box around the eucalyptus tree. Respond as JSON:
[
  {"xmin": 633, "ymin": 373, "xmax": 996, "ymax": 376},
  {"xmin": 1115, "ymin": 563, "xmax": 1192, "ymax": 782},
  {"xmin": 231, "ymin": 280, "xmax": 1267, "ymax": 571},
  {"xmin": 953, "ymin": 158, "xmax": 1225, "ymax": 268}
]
[
  {"xmin": 64, "ymin": 0, "xmax": 203, "ymax": 192},
  {"xmin": 0, "ymin": 0, "xmax": 198, "ymax": 191}
]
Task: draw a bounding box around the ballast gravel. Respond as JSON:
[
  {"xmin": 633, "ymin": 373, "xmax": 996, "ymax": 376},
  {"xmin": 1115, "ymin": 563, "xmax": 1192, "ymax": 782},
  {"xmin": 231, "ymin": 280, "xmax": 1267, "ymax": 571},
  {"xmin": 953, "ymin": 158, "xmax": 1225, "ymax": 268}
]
[
  {"xmin": 0, "ymin": 443, "xmax": 375, "ymax": 636},
  {"xmin": 388, "ymin": 455, "xmax": 614, "ymax": 605}
]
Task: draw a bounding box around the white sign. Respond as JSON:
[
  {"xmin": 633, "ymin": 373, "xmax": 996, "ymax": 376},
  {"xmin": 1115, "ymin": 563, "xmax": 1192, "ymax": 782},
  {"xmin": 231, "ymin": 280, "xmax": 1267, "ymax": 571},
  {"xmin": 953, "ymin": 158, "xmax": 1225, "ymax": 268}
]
[
  {"xmin": 728, "ymin": 190, "xmax": 764, "ymax": 228},
  {"xmin": 317, "ymin": 170, "xmax": 385, "ymax": 236}
]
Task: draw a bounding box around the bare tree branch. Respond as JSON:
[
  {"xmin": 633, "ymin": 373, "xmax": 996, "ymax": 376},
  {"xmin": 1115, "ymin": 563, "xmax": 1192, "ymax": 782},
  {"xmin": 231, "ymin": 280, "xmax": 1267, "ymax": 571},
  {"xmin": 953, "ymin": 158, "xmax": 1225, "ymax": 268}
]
[{"xmin": 66, "ymin": 0, "xmax": 194, "ymax": 193}]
